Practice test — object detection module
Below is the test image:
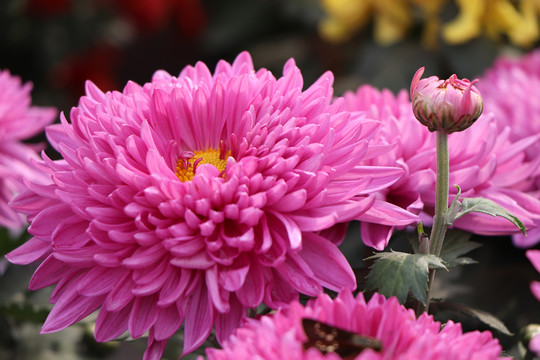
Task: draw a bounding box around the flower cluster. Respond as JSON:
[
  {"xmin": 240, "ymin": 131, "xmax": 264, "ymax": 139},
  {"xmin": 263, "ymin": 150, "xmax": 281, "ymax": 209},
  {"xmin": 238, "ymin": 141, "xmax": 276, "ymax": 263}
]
[
  {"xmin": 318, "ymin": 0, "xmax": 443, "ymax": 47},
  {"xmin": 5, "ymin": 52, "xmax": 417, "ymax": 359},
  {"xmin": 479, "ymin": 49, "xmax": 540, "ymax": 246},
  {"xmin": 0, "ymin": 69, "xmax": 57, "ymax": 229},
  {"xmin": 342, "ymin": 83, "xmax": 540, "ymax": 249},
  {"xmin": 443, "ymin": 0, "xmax": 540, "ymax": 47},
  {"xmin": 202, "ymin": 290, "xmax": 505, "ymax": 360},
  {"xmin": 318, "ymin": 0, "xmax": 540, "ymax": 48}
]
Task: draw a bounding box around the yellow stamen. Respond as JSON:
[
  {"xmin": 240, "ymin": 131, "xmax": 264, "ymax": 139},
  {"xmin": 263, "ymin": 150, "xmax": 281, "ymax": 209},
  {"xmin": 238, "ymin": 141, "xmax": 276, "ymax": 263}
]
[{"xmin": 175, "ymin": 148, "xmax": 230, "ymax": 182}]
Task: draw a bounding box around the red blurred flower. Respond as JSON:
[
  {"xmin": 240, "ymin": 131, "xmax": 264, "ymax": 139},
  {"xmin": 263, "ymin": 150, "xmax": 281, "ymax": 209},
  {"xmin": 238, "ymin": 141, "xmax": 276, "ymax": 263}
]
[
  {"xmin": 113, "ymin": 0, "xmax": 206, "ymax": 36},
  {"xmin": 53, "ymin": 45, "xmax": 120, "ymax": 99},
  {"xmin": 26, "ymin": 0, "xmax": 71, "ymax": 16}
]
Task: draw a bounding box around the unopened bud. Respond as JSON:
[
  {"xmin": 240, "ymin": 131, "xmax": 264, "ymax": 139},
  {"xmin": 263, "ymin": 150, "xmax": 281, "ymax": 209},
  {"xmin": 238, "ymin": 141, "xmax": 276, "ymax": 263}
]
[{"xmin": 410, "ymin": 67, "xmax": 483, "ymax": 134}]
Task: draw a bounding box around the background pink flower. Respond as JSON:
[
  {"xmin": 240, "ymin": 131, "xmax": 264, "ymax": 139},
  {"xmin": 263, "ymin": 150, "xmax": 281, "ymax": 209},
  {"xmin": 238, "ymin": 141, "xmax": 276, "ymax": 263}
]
[
  {"xmin": 526, "ymin": 250, "xmax": 540, "ymax": 357},
  {"xmin": 202, "ymin": 290, "xmax": 505, "ymax": 360},
  {"xmin": 6, "ymin": 52, "xmax": 416, "ymax": 359},
  {"xmin": 479, "ymin": 49, "xmax": 540, "ymax": 246},
  {"xmin": 342, "ymin": 84, "xmax": 540, "ymax": 249},
  {"xmin": 0, "ymin": 69, "xmax": 56, "ymax": 229}
]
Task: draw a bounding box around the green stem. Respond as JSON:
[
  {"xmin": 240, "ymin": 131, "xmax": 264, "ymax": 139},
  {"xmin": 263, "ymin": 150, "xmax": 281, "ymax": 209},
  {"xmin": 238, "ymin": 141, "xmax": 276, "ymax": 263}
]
[
  {"xmin": 425, "ymin": 130, "xmax": 449, "ymax": 313},
  {"xmin": 430, "ymin": 131, "xmax": 449, "ymax": 256}
]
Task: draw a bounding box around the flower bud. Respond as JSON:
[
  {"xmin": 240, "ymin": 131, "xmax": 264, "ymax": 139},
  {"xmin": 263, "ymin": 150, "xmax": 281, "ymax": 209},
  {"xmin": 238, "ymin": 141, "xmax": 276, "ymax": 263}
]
[{"xmin": 410, "ymin": 67, "xmax": 483, "ymax": 133}]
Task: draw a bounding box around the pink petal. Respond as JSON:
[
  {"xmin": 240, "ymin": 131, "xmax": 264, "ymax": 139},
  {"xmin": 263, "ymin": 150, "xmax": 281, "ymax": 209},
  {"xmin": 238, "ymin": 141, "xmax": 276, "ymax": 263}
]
[
  {"xmin": 215, "ymin": 296, "xmax": 245, "ymax": 344},
  {"xmin": 299, "ymin": 232, "xmax": 356, "ymax": 290},
  {"xmin": 527, "ymin": 250, "xmax": 540, "ymax": 274},
  {"xmin": 128, "ymin": 294, "xmax": 159, "ymax": 338},
  {"xmin": 42, "ymin": 290, "xmax": 104, "ymax": 333},
  {"xmin": 94, "ymin": 305, "xmax": 131, "ymax": 342},
  {"xmin": 153, "ymin": 304, "xmax": 184, "ymax": 341},
  {"xmin": 28, "ymin": 255, "xmax": 71, "ymax": 290},
  {"xmin": 206, "ymin": 265, "xmax": 230, "ymax": 313},
  {"xmin": 5, "ymin": 237, "xmax": 50, "ymax": 265},
  {"xmin": 275, "ymin": 253, "xmax": 322, "ymax": 296},
  {"xmin": 144, "ymin": 334, "xmax": 167, "ymax": 360},
  {"xmin": 360, "ymin": 222, "xmax": 395, "ymax": 250},
  {"xmin": 182, "ymin": 283, "xmax": 215, "ymax": 355},
  {"xmin": 236, "ymin": 260, "xmax": 265, "ymax": 308},
  {"xmin": 530, "ymin": 281, "xmax": 540, "ymax": 302}
]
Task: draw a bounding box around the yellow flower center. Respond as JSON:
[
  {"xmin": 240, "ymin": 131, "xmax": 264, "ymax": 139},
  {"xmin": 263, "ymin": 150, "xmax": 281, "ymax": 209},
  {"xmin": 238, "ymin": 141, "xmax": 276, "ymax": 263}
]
[{"xmin": 175, "ymin": 148, "xmax": 229, "ymax": 182}]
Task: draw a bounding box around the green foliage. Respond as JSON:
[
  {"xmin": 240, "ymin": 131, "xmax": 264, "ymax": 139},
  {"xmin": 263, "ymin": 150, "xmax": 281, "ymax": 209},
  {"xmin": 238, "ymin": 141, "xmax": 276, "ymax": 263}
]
[
  {"xmin": 435, "ymin": 302, "xmax": 512, "ymax": 336},
  {"xmin": 365, "ymin": 251, "xmax": 447, "ymax": 305},
  {"xmin": 439, "ymin": 230, "xmax": 482, "ymax": 267},
  {"xmin": 0, "ymin": 227, "xmax": 30, "ymax": 256},
  {"xmin": 0, "ymin": 302, "xmax": 49, "ymax": 324},
  {"xmin": 447, "ymin": 186, "xmax": 526, "ymax": 235}
]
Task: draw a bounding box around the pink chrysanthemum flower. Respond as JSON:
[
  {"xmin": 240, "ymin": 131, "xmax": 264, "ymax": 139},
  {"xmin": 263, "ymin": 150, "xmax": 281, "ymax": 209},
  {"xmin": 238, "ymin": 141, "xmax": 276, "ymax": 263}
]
[
  {"xmin": 342, "ymin": 85, "xmax": 540, "ymax": 249},
  {"xmin": 479, "ymin": 49, "xmax": 540, "ymax": 246},
  {"xmin": 0, "ymin": 69, "xmax": 56, "ymax": 229},
  {"xmin": 6, "ymin": 52, "xmax": 417, "ymax": 359},
  {"xmin": 201, "ymin": 290, "xmax": 506, "ymax": 360}
]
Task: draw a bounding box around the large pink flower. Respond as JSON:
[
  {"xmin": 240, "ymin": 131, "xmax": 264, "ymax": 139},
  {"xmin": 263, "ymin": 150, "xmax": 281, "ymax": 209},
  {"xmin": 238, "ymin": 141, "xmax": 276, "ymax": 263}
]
[
  {"xmin": 0, "ymin": 69, "xmax": 56, "ymax": 229},
  {"xmin": 479, "ymin": 49, "xmax": 540, "ymax": 246},
  {"xmin": 202, "ymin": 290, "xmax": 505, "ymax": 360},
  {"xmin": 6, "ymin": 52, "xmax": 416, "ymax": 359},
  {"xmin": 342, "ymin": 85, "xmax": 540, "ymax": 249}
]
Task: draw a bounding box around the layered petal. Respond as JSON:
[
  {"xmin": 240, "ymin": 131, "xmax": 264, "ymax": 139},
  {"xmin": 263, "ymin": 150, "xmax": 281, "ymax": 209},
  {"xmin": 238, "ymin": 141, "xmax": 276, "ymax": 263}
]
[{"xmin": 6, "ymin": 52, "xmax": 410, "ymax": 359}]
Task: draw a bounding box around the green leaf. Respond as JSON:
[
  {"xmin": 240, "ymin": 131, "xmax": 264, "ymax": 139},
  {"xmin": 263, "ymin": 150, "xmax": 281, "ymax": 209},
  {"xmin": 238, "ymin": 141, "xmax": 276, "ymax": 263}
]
[
  {"xmin": 365, "ymin": 251, "xmax": 447, "ymax": 305},
  {"xmin": 436, "ymin": 302, "xmax": 512, "ymax": 336},
  {"xmin": 451, "ymin": 197, "xmax": 526, "ymax": 235},
  {"xmin": 439, "ymin": 230, "xmax": 482, "ymax": 267},
  {"xmin": 446, "ymin": 185, "xmax": 463, "ymax": 225}
]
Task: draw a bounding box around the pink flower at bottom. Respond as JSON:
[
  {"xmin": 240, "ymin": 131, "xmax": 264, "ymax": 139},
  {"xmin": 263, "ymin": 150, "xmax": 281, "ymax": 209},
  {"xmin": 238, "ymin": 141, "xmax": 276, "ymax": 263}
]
[
  {"xmin": 0, "ymin": 69, "xmax": 56, "ymax": 229},
  {"xmin": 202, "ymin": 290, "xmax": 506, "ymax": 360},
  {"xmin": 6, "ymin": 52, "xmax": 417, "ymax": 359}
]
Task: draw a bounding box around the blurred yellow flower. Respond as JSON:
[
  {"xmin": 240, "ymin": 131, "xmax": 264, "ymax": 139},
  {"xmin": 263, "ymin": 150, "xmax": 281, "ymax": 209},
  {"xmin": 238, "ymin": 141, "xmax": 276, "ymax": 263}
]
[
  {"xmin": 318, "ymin": 0, "xmax": 372, "ymax": 42},
  {"xmin": 318, "ymin": 0, "xmax": 540, "ymax": 48},
  {"xmin": 443, "ymin": 0, "xmax": 540, "ymax": 47},
  {"xmin": 318, "ymin": 0, "xmax": 446, "ymax": 47}
]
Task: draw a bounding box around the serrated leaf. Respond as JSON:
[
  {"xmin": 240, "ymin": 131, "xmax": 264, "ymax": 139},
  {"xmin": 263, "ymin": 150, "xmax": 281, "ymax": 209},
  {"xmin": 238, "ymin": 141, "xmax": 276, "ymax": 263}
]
[
  {"xmin": 439, "ymin": 230, "xmax": 482, "ymax": 267},
  {"xmin": 452, "ymin": 197, "xmax": 526, "ymax": 235},
  {"xmin": 437, "ymin": 302, "xmax": 512, "ymax": 336},
  {"xmin": 365, "ymin": 251, "xmax": 447, "ymax": 305}
]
